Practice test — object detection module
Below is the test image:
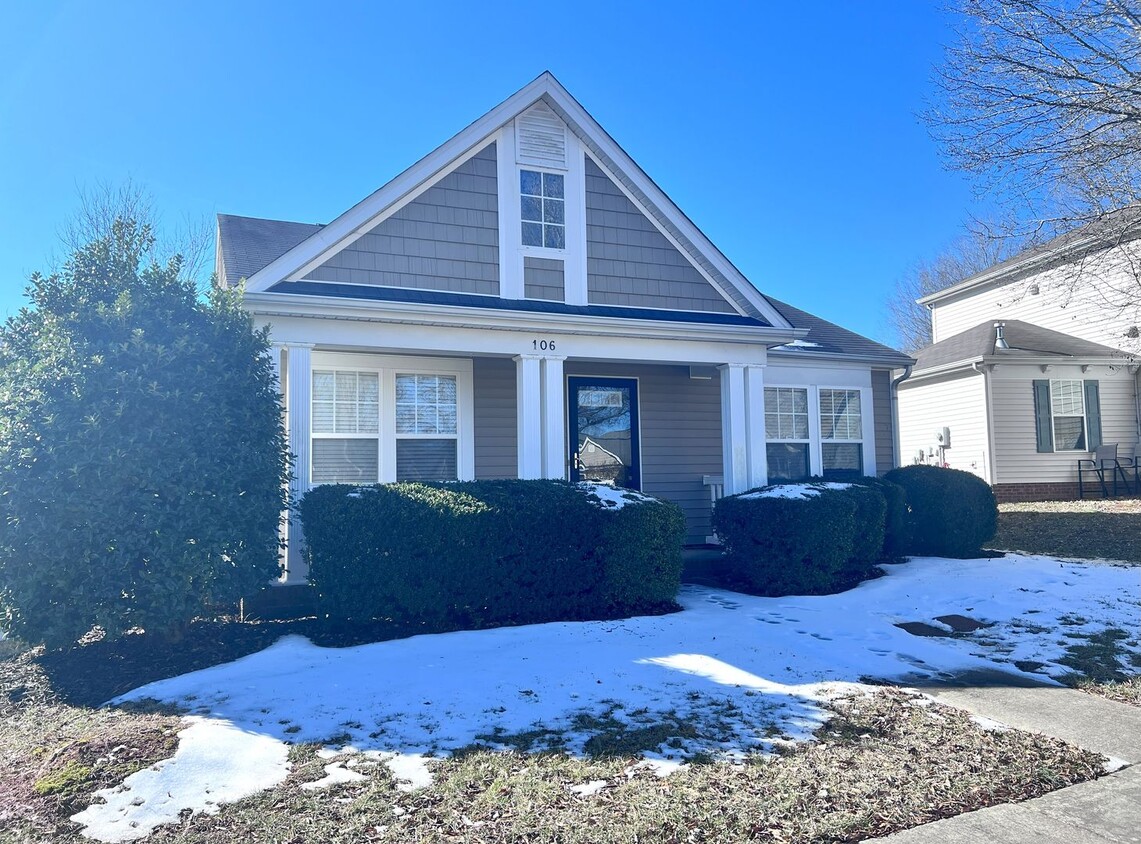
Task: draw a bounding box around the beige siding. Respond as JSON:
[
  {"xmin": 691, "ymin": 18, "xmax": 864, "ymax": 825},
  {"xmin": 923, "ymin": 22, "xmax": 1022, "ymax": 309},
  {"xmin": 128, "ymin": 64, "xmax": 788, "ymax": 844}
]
[
  {"xmin": 566, "ymin": 362, "xmax": 722, "ymax": 544},
  {"xmin": 897, "ymin": 371, "xmax": 991, "ymax": 480},
  {"xmin": 931, "ymin": 245, "xmax": 1141, "ymax": 349},
  {"xmin": 989, "ymin": 363, "xmax": 1138, "ymax": 483}
]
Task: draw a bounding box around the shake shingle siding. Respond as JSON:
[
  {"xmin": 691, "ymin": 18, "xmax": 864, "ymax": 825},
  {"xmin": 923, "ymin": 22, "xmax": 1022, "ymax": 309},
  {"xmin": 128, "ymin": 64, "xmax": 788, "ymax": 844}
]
[
  {"xmin": 524, "ymin": 256, "xmax": 565, "ymax": 301},
  {"xmin": 473, "ymin": 357, "xmax": 517, "ymax": 479},
  {"xmin": 304, "ymin": 145, "xmax": 499, "ymax": 294},
  {"xmin": 872, "ymin": 369, "xmax": 895, "ymax": 473},
  {"xmin": 584, "ymin": 159, "xmax": 735, "ymax": 314}
]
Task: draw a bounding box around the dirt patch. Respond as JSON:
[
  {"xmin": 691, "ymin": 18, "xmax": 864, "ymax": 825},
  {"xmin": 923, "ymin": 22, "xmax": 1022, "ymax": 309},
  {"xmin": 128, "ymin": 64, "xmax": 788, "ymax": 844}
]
[{"xmin": 991, "ymin": 500, "xmax": 1141, "ymax": 563}]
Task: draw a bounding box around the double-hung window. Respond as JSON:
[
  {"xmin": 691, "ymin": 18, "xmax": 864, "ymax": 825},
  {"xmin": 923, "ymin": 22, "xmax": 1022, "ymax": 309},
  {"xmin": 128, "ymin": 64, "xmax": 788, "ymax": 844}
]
[
  {"xmin": 819, "ymin": 389, "xmax": 863, "ymax": 480},
  {"xmin": 520, "ymin": 169, "xmax": 565, "ymax": 249},
  {"xmin": 765, "ymin": 387, "xmax": 810, "ymax": 481},
  {"xmin": 1049, "ymin": 379, "xmax": 1087, "ymax": 451},
  {"xmin": 310, "ymin": 356, "xmax": 471, "ymax": 486}
]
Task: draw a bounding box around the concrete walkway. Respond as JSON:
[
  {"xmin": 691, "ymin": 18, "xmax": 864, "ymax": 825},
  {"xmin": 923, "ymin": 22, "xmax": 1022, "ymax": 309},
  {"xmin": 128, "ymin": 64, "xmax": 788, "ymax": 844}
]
[{"xmin": 869, "ymin": 676, "xmax": 1141, "ymax": 843}]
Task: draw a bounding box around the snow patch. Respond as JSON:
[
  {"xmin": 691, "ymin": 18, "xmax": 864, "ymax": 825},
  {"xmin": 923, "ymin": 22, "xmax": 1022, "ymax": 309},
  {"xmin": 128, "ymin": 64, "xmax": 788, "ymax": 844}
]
[
  {"xmin": 300, "ymin": 761, "xmax": 367, "ymax": 790},
  {"xmin": 568, "ymin": 779, "xmax": 609, "ymax": 797},
  {"xmin": 71, "ymin": 717, "xmax": 289, "ymax": 842},
  {"xmin": 575, "ymin": 482, "xmax": 655, "ymax": 509},
  {"xmin": 740, "ymin": 482, "xmax": 853, "ymax": 500}
]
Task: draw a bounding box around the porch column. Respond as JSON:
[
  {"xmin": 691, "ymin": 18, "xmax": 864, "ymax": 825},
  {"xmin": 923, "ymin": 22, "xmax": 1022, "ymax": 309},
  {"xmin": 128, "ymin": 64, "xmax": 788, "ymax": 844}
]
[
  {"xmin": 515, "ymin": 354, "xmax": 542, "ymax": 479},
  {"xmin": 541, "ymin": 356, "xmax": 567, "ymax": 479},
  {"xmin": 719, "ymin": 363, "xmax": 767, "ymax": 495},
  {"xmin": 284, "ymin": 343, "xmax": 314, "ymax": 583}
]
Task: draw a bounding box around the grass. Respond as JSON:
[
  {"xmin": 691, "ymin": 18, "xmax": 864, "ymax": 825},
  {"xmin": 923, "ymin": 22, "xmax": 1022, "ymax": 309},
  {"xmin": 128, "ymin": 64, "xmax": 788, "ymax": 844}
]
[
  {"xmin": 0, "ymin": 624, "xmax": 1113, "ymax": 844},
  {"xmin": 990, "ymin": 498, "xmax": 1141, "ymax": 563}
]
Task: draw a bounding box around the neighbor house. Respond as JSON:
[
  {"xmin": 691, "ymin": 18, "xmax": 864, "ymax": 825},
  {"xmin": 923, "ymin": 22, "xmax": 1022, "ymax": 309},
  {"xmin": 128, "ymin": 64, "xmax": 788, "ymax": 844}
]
[
  {"xmin": 215, "ymin": 73, "xmax": 912, "ymax": 581},
  {"xmin": 899, "ymin": 216, "xmax": 1141, "ymax": 501}
]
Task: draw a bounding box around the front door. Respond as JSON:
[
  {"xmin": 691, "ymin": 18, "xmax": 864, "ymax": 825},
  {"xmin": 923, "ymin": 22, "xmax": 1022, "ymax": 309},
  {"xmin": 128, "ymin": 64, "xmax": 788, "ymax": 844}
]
[{"xmin": 568, "ymin": 376, "xmax": 640, "ymax": 490}]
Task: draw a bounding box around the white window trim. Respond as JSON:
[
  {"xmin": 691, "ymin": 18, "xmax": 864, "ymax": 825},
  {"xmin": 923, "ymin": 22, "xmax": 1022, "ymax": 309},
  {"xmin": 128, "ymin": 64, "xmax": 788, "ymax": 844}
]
[
  {"xmin": 761, "ymin": 383, "xmax": 876, "ymax": 478},
  {"xmin": 1049, "ymin": 378, "xmax": 1088, "ymax": 453},
  {"xmin": 763, "ymin": 386, "xmax": 812, "ymax": 481},
  {"xmin": 310, "ymin": 352, "xmax": 474, "ymax": 486},
  {"xmin": 519, "ymin": 167, "xmax": 567, "ymax": 255}
]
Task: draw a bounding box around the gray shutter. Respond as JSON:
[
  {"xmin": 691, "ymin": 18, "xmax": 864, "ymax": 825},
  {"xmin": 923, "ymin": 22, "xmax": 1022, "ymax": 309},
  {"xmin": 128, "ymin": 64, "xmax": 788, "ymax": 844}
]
[
  {"xmin": 1084, "ymin": 380, "xmax": 1102, "ymax": 450},
  {"xmin": 1032, "ymin": 379, "xmax": 1054, "ymax": 453}
]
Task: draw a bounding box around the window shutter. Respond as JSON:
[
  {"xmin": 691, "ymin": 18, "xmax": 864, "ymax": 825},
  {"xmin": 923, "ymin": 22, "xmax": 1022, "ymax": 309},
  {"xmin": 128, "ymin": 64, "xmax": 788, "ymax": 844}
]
[
  {"xmin": 1032, "ymin": 379, "xmax": 1053, "ymax": 453},
  {"xmin": 1084, "ymin": 379, "xmax": 1102, "ymax": 450}
]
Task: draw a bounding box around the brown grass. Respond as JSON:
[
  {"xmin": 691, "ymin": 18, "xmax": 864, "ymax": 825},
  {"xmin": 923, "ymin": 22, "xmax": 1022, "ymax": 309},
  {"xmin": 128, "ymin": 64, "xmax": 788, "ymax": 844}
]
[{"xmin": 990, "ymin": 499, "xmax": 1141, "ymax": 563}]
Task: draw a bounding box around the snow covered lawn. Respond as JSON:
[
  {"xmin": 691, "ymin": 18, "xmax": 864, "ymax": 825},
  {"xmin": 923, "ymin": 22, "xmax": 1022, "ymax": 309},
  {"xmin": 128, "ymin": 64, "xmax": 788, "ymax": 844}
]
[{"xmin": 73, "ymin": 553, "xmax": 1139, "ymax": 841}]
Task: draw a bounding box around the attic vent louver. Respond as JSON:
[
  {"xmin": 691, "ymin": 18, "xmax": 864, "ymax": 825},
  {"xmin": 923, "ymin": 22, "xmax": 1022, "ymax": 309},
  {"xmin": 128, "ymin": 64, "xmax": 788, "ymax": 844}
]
[{"xmin": 515, "ymin": 101, "xmax": 567, "ymax": 170}]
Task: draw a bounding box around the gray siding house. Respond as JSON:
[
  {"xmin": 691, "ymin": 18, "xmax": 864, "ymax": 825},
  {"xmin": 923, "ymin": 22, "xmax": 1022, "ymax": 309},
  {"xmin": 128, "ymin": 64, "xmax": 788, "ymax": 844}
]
[{"xmin": 216, "ymin": 73, "xmax": 912, "ymax": 581}]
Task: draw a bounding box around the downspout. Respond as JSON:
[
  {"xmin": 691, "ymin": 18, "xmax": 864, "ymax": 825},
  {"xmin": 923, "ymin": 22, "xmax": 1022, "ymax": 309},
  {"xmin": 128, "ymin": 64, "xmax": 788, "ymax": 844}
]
[
  {"xmin": 974, "ymin": 360, "xmax": 997, "ymax": 484},
  {"xmin": 890, "ymin": 365, "xmax": 914, "ymax": 469}
]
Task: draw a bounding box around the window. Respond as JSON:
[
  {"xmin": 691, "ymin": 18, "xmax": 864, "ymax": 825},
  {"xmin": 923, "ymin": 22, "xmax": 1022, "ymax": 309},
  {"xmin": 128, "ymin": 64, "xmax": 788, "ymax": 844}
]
[
  {"xmin": 819, "ymin": 389, "xmax": 863, "ymax": 480},
  {"xmin": 311, "ymin": 360, "xmax": 469, "ymax": 485},
  {"xmin": 1050, "ymin": 379, "xmax": 1086, "ymax": 451},
  {"xmin": 312, "ymin": 370, "xmax": 380, "ymax": 484},
  {"xmin": 765, "ymin": 387, "xmax": 810, "ymax": 481},
  {"xmin": 395, "ymin": 374, "xmax": 458, "ymax": 481},
  {"xmin": 520, "ymin": 169, "xmax": 565, "ymax": 249}
]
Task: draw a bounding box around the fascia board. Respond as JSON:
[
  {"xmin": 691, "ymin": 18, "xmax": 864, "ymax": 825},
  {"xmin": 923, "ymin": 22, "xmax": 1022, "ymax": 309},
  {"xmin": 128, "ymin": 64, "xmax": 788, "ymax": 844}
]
[
  {"xmin": 767, "ymin": 349, "xmax": 917, "ymax": 368},
  {"xmin": 241, "ymin": 291, "xmax": 800, "ymax": 346}
]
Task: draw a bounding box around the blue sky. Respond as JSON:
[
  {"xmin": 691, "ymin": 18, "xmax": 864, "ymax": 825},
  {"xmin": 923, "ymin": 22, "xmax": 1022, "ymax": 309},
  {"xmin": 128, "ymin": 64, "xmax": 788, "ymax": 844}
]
[{"xmin": 0, "ymin": 1, "xmax": 992, "ymax": 345}]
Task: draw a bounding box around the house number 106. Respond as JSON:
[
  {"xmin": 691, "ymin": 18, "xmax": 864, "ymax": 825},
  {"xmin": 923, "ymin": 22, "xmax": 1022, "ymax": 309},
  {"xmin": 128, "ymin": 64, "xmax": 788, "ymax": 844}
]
[{"xmin": 532, "ymin": 339, "xmax": 556, "ymax": 351}]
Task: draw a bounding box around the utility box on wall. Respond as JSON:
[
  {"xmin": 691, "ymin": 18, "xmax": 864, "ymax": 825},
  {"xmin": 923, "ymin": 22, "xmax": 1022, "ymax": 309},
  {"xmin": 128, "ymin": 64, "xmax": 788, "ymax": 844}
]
[{"xmin": 935, "ymin": 427, "xmax": 951, "ymax": 448}]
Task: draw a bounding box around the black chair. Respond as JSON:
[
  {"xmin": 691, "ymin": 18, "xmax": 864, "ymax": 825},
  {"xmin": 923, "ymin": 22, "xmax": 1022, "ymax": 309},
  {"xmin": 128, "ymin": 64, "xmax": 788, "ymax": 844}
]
[{"xmin": 1077, "ymin": 444, "xmax": 1137, "ymax": 498}]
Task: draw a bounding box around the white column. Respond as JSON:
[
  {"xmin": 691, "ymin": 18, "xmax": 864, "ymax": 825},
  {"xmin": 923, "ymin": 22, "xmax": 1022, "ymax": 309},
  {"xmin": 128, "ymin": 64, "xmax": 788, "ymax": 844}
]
[
  {"xmin": 515, "ymin": 354, "xmax": 542, "ymax": 478},
  {"xmin": 720, "ymin": 364, "xmax": 749, "ymax": 495},
  {"xmin": 720, "ymin": 363, "xmax": 767, "ymax": 495},
  {"xmin": 284, "ymin": 343, "xmax": 314, "ymax": 583},
  {"xmin": 744, "ymin": 364, "xmax": 767, "ymax": 489},
  {"xmin": 541, "ymin": 356, "xmax": 566, "ymax": 479}
]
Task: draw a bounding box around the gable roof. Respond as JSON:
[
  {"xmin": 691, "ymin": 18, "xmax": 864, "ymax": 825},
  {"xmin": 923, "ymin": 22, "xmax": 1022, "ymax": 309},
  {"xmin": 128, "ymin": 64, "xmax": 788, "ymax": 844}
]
[
  {"xmin": 764, "ymin": 298, "xmax": 915, "ymax": 367},
  {"xmin": 233, "ymin": 72, "xmax": 789, "ymax": 328},
  {"xmin": 913, "ymin": 319, "xmax": 1132, "ymax": 371},
  {"xmin": 917, "ymin": 206, "xmax": 1141, "ymax": 307},
  {"xmin": 217, "ymin": 214, "xmax": 324, "ymax": 285}
]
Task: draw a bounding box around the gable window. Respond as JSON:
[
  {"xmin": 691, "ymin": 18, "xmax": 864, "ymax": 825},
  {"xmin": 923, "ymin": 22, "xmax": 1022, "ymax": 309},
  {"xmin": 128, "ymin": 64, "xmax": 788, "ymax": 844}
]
[
  {"xmin": 520, "ymin": 169, "xmax": 565, "ymax": 249},
  {"xmin": 1050, "ymin": 379, "xmax": 1087, "ymax": 451},
  {"xmin": 765, "ymin": 387, "xmax": 810, "ymax": 482},
  {"xmin": 820, "ymin": 389, "xmax": 863, "ymax": 480}
]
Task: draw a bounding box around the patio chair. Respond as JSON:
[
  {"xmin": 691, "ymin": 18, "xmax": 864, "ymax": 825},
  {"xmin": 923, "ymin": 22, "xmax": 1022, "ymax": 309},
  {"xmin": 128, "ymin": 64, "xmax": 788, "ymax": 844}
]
[{"xmin": 1077, "ymin": 443, "xmax": 1137, "ymax": 498}]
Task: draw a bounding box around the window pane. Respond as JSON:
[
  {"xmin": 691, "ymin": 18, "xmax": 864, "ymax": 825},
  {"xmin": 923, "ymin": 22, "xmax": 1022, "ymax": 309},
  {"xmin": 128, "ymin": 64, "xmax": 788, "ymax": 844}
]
[
  {"xmin": 543, "ymin": 172, "xmax": 564, "ymax": 198},
  {"xmin": 359, "ymin": 402, "xmax": 379, "ymax": 434},
  {"xmin": 544, "ymin": 224, "xmax": 565, "ymax": 249},
  {"xmin": 1054, "ymin": 416, "xmax": 1086, "ymax": 450},
  {"xmin": 522, "ymin": 222, "xmax": 543, "ymax": 246},
  {"xmin": 358, "ymin": 373, "xmax": 379, "ymax": 403},
  {"xmin": 313, "ymin": 402, "xmax": 335, "ymax": 434},
  {"xmin": 821, "ymin": 389, "xmax": 861, "ymax": 440},
  {"xmin": 792, "ymin": 415, "xmax": 809, "ymax": 439},
  {"xmin": 312, "ymin": 439, "xmax": 378, "ymax": 484},
  {"xmin": 396, "ymin": 403, "xmax": 416, "ymax": 433},
  {"xmin": 765, "ymin": 410, "xmax": 779, "ymax": 439},
  {"xmin": 520, "ymin": 195, "xmax": 542, "ymax": 222},
  {"xmin": 543, "ymin": 198, "xmax": 564, "ymax": 224},
  {"xmin": 1051, "ymin": 380, "xmax": 1084, "ymax": 416},
  {"xmin": 822, "ymin": 443, "xmax": 862, "ymax": 481},
  {"xmin": 313, "ymin": 371, "xmax": 335, "ymax": 402},
  {"xmin": 335, "ymin": 372, "xmax": 357, "ymax": 402},
  {"xmin": 767, "ymin": 443, "xmax": 809, "ymax": 482},
  {"xmin": 416, "ymin": 407, "xmax": 439, "ymax": 434},
  {"xmin": 396, "ymin": 439, "xmax": 458, "ymax": 482},
  {"xmin": 520, "ymin": 169, "xmax": 542, "ymax": 196},
  {"xmin": 335, "ymin": 401, "xmax": 357, "ymax": 433}
]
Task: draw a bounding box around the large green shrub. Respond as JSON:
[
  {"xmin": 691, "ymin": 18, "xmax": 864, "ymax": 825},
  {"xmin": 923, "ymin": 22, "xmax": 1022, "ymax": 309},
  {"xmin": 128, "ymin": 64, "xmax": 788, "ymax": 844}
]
[
  {"xmin": 712, "ymin": 483, "xmax": 886, "ymax": 596},
  {"xmin": 0, "ymin": 220, "xmax": 289, "ymax": 648},
  {"xmin": 299, "ymin": 480, "xmax": 685, "ymax": 628},
  {"xmin": 850, "ymin": 475, "xmax": 910, "ymax": 561},
  {"xmin": 883, "ymin": 465, "xmax": 997, "ymax": 557}
]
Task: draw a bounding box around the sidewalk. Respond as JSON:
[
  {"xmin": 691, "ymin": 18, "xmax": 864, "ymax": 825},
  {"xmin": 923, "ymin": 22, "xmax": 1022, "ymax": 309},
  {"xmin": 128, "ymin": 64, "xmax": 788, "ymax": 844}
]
[{"xmin": 869, "ymin": 675, "xmax": 1141, "ymax": 843}]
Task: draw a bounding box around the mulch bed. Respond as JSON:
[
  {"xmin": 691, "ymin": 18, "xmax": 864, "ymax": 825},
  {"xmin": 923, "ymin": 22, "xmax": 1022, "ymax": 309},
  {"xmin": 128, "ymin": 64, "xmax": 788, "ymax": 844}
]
[{"xmin": 990, "ymin": 499, "xmax": 1141, "ymax": 563}]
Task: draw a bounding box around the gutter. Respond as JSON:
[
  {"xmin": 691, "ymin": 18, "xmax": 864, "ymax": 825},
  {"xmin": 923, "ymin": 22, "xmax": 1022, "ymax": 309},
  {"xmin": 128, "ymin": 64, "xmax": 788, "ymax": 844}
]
[{"xmin": 890, "ymin": 365, "xmax": 913, "ymax": 469}]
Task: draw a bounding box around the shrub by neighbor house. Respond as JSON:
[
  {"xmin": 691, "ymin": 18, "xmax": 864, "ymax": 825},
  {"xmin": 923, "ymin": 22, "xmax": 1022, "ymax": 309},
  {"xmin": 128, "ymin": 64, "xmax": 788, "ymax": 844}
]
[
  {"xmin": 883, "ymin": 465, "xmax": 998, "ymax": 558},
  {"xmin": 0, "ymin": 219, "xmax": 289, "ymax": 649},
  {"xmin": 712, "ymin": 482, "xmax": 886, "ymax": 596},
  {"xmin": 850, "ymin": 475, "xmax": 911, "ymax": 561},
  {"xmin": 299, "ymin": 479, "xmax": 685, "ymax": 628}
]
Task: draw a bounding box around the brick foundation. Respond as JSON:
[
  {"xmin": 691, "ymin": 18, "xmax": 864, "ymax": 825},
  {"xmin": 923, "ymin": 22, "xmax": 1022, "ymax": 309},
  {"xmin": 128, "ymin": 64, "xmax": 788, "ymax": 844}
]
[{"xmin": 992, "ymin": 481, "xmax": 1126, "ymax": 502}]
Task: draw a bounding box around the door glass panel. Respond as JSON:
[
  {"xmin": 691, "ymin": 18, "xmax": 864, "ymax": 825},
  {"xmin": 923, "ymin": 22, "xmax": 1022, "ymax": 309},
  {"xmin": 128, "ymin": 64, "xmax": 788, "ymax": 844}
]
[{"xmin": 574, "ymin": 382, "xmax": 635, "ymax": 489}]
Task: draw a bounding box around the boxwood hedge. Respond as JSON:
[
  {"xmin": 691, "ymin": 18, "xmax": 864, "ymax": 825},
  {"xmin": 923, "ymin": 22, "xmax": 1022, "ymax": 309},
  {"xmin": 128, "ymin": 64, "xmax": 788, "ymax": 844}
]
[
  {"xmin": 883, "ymin": 465, "xmax": 997, "ymax": 558},
  {"xmin": 298, "ymin": 480, "xmax": 685, "ymax": 629}
]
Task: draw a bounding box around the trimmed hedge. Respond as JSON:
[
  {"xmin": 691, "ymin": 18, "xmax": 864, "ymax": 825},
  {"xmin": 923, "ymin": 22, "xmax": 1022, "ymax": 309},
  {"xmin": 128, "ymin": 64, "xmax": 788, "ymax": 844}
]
[
  {"xmin": 712, "ymin": 483, "xmax": 885, "ymax": 596},
  {"xmin": 883, "ymin": 465, "xmax": 997, "ymax": 558},
  {"xmin": 850, "ymin": 476, "xmax": 910, "ymax": 561},
  {"xmin": 298, "ymin": 480, "xmax": 685, "ymax": 628}
]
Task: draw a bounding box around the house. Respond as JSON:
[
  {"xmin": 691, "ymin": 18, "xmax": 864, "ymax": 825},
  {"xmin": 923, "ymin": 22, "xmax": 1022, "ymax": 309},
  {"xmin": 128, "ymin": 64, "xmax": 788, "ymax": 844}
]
[
  {"xmin": 215, "ymin": 73, "xmax": 912, "ymax": 581},
  {"xmin": 899, "ymin": 217, "xmax": 1141, "ymax": 501}
]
